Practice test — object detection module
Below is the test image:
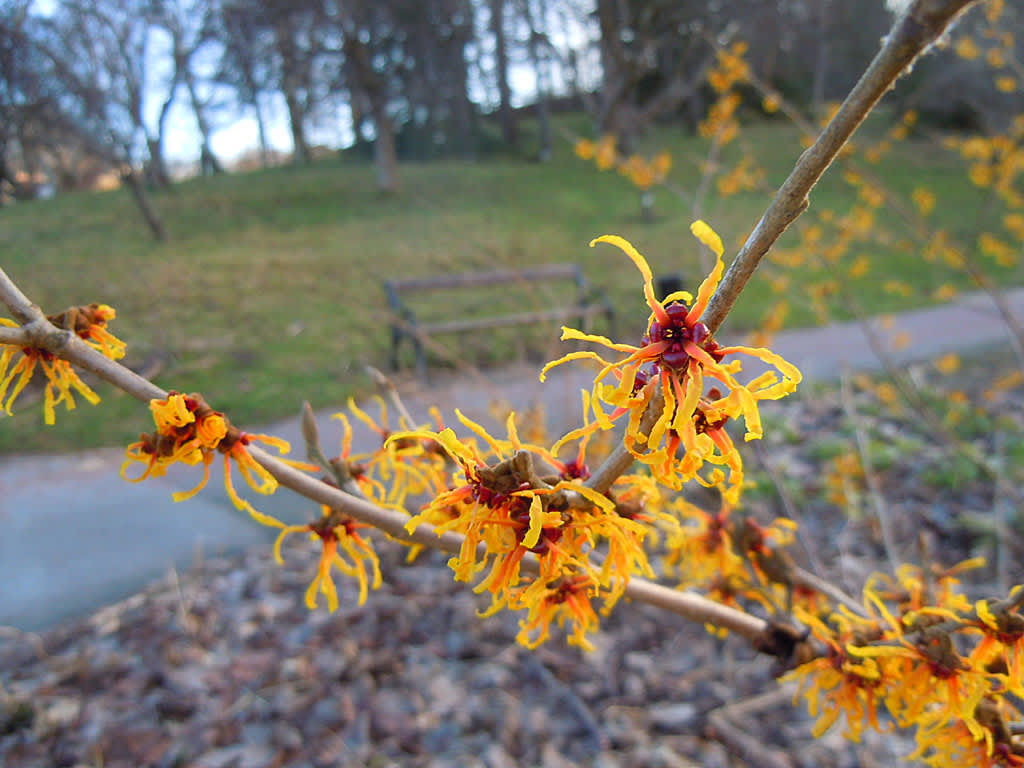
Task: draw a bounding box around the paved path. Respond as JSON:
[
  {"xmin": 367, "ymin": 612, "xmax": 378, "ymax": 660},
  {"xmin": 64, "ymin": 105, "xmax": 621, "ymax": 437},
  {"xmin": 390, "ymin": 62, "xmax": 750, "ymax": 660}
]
[{"xmin": 2, "ymin": 287, "xmax": 1023, "ymax": 631}]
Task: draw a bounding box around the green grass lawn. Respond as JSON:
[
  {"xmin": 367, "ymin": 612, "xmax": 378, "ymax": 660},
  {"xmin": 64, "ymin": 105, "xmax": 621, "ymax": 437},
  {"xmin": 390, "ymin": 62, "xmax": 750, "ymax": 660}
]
[{"xmin": 1, "ymin": 114, "xmax": 1017, "ymax": 454}]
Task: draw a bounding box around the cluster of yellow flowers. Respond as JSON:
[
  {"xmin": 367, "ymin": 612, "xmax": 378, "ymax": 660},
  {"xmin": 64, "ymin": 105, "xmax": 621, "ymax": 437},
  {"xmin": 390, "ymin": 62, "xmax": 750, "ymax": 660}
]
[
  {"xmin": 786, "ymin": 562, "xmax": 1024, "ymax": 767},
  {"xmin": 542, "ymin": 222, "xmax": 800, "ymax": 503},
  {"xmin": 954, "ymin": 0, "xmax": 1017, "ymax": 94},
  {"xmin": 7, "ymin": 9, "xmax": 1024, "ymax": 761},
  {"xmin": 159, "ymin": 217, "xmax": 799, "ymax": 652},
  {"xmin": 574, "ymin": 135, "xmax": 673, "ymax": 191},
  {"xmin": 121, "ymin": 391, "xmax": 312, "ymax": 519}
]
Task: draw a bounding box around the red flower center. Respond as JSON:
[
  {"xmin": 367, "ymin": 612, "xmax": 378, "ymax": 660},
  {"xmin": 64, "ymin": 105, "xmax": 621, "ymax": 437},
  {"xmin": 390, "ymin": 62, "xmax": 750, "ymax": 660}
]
[{"xmin": 645, "ymin": 302, "xmax": 721, "ymax": 370}]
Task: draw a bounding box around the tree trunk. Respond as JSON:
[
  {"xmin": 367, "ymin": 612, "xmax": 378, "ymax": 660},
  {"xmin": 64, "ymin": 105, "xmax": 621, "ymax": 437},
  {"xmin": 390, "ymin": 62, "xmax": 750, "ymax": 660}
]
[
  {"xmin": 449, "ymin": 7, "xmax": 477, "ymax": 161},
  {"xmin": 184, "ymin": 68, "xmax": 223, "ymax": 175},
  {"xmin": 274, "ymin": 14, "xmax": 311, "ymax": 165},
  {"xmin": 811, "ymin": 0, "xmax": 830, "ymax": 115},
  {"xmin": 595, "ymin": 0, "xmax": 634, "ymax": 145},
  {"xmin": 146, "ymin": 138, "xmax": 170, "ymax": 187},
  {"xmin": 121, "ymin": 167, "xmax": 166, "ymax": 241},
  {"xmin": 372, "ymin": 101, "xmax": 399, "ymax": 195},
  {"xmin": 344, "ymin": 32, "xmax": 399, "ymax": 193},
  {"xmin": 489, "ymin": 0, "xmax": 517, "ymax": 147},
  {"xmin": 523, "ymin": 0, "xmax": 551, "ymax": 161},
  {"xmin": 252, "ymin": 94, "xmax": 270, "ymax": 167},
  {"xmin": 148, "ymin": 67, "xmax": 179, "ymax": 188},
  {"xmin": 0, "ymin": 144, "xmax": 13, "ymax": 205},
  {"xmin": 284, "ymin": 87, "xmax": 311, "ymax": 164}
]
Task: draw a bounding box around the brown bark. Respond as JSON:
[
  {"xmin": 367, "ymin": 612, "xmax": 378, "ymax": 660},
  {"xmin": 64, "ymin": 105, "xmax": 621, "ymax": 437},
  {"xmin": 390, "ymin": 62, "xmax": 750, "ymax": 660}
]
[
  {"xmin": 344, "ymin": 30, "xmax": 399, "ymax": 194},
  {"xmin": 521, "ymin": 0, "xmax": 551, "ymax": 161},
  {"xmin": 183, "ymin": 66, "xmax": 223, "ymax": 175},
  {"xmin": 121, "ymin": 167, "xmax": 166, "ymax": 241},
  {"xmin": 489, "ymin": 0, "xmax": 517, "ymax": 147},
  {"xmin": 371, "ymin": 99, "xmax": 399, "ymax": 195},
  {"xmin": 273, "ymin": 13, "xmax": 311, "ymax": 165}
]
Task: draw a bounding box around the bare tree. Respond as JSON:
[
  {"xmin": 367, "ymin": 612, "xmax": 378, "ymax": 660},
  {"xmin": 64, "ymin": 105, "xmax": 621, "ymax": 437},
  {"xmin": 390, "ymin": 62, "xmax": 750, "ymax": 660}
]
[
  {"xmin": 215, "ymin": 0, "xmax": 277, "ymax": 167},
  {"xmin": 29, "ymin": 1, "xmax": 167, "ymax": 238},
  {"xmin": 518, "ymin": 0, "xmax": 553, "ymax": 160},
  {"xmin": 149, "ymin": 0, "xmax": 224, "ymax": 176},
  {"xmin": 489, "ymin": 0, "xmax": 518, "ymax": 147},
  {"xmin": 263, "ymin": 0, "xmax": 328, "ymax": 165},
  {"xmin": 338, "ymin": 0, "xmax": 399, "ymax": 193},
  {"xmin": 594, "ymin": 0, "xmax": 725, "ymax": 149}
]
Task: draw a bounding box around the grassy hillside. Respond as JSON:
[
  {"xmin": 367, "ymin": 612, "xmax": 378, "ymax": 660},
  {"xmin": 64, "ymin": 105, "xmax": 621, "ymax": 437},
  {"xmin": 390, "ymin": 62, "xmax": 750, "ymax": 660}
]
[{"xmin": 0, "ymin": 115, "xmax": 1014, "ymax": 453}]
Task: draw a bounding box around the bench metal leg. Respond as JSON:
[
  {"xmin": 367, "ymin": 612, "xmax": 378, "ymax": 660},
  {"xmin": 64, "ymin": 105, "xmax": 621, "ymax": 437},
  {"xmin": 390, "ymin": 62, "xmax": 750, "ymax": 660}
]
[
  {"xmin": 415, "ymin": 336, "xmax": 426, "ymax": 381},
  {"xmin": 391, "ymin": 325, "xmax": 402, "ymax": 371}
]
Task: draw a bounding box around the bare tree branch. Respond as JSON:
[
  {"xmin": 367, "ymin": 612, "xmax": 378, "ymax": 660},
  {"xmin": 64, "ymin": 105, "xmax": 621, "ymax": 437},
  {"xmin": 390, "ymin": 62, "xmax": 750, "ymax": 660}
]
[
  {"xmin": 703, "ymin": 0, "xmax": 979, "ymax": 335},
  {"xmin": 0, "ymin": 267, "xmax": 771, "ymax": 645},
  {"xmin": 581, "ymin": 0, "xmax": 981, "ymax": 498}
]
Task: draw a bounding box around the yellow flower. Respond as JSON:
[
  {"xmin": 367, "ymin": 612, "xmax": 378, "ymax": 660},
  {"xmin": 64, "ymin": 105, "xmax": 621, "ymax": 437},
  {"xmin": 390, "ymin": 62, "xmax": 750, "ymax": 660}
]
[
  {"xmin": 594, "ymin": 135, "xmax": 618, "ymax": 171},
  {"xmin": 1004, "ymin": 214, "xmax": 1024, "ymax": 241},
  {"xmin": 541, "ymin": 222, "xmax": 801, "ymax": 501},
  {"xmin": 0, "ymin": 335, "xmax": 100, "ymax": 425},
  {"xmin": 574, "ymin": 138, "xmax": 596, "ymax": 160},
  {"xmin": 912, "ymin": 187, "xmax": 936, "ymax": 217},
  {"xmin": 511, "ymin": 572, "xmax": 600, "ymax": 650},
  {"xmin": 782, "ymin": 611, "xmax": 886, "ymax": 742},
  {"xmin": 122, "ymin": 391, "xmax": 314, "ymax": 522},
  {"xmin": 0, "ymin": 303, "xmax": 123, "ymax": 424},
  {"xmin": 392, "ymin": 410, "xmax": 651, "ymax": 644},
  {"xmin": 334, "ymin": 397, "xmax": 447, "ymax": 510},
  {"xmin": 935, "ymin": 353, "xmax": 961, "ymax": 374},
  {"xmin": 996, "ymin": 76, "xmax": 1017, "ymax": 93},
  {"xmin": 49, "ymin": 303, "xmax": 126, "ymax": 360},
  {"xmin": 273, "ymin": 507, "xmax": 382, "ymax": 610},
  {"xmin": 956, "ymin": 37, "xmax": 981, "ymax": 60},
  {"xmin": 980, "ymin": 233, "xmax": 1017, "ymax": 266}
]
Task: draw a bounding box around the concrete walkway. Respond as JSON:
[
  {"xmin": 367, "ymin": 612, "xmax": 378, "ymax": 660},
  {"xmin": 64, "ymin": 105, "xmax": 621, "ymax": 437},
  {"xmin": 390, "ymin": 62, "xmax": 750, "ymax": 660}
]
[{"xmin": 2, "ymin": 287, "xmax": 1023, "ymax": 631}]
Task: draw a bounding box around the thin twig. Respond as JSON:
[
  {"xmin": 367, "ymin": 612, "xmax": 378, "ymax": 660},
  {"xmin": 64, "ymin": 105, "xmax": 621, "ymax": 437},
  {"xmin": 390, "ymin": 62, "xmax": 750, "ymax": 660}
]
[
  {"xmin": 702, "ymin": 0, "xmax": 977, "ymax": 334},
  {"xmin": 365, "ymin": 364, "xmax": 417, "ymax": 427},
  {"xmin": 0, "ymin": 326, "xmax": 28, "ymax": 346},
  {"xmin": 750, "ymin": 439, "xmax": 826, "ymax": 578},
  {"xmin": 793, "ymin": 566, "xmax": 868, "ymax": 619},
  {"xmin": 580, "ymin": 0, "xmax": 980, "ymax": 498},
  {"xmin": 585, "ymin": 390, "xmax": 664, "ymax": 495},
  {"xmin": 300, "ymin": 401, "xmax": 360, "ymax": 494},
  {"xmin": 0, "ymin": 289, "xmax": 771, "ymax": 642},
  {"xmin": 839, "ymin": 368, "xmax": 900, "ymax": 573},
  {"xmin": 707, "ymin": 687, "xmax": 797, "ymax": 768},
  {"xmin": 992, "ymin": 432, "xmax": 1011, "ymax": 595},
  {"xmin": 252, "ymin": 441, "xmax": 769, "ymax": 641}
]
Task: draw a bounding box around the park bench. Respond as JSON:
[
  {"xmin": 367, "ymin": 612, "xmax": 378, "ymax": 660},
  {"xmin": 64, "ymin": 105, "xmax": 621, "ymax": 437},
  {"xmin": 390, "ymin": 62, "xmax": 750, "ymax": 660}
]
[{"xmin": 385, "ymin": 264, "xmax": 615, "ymax": 377}]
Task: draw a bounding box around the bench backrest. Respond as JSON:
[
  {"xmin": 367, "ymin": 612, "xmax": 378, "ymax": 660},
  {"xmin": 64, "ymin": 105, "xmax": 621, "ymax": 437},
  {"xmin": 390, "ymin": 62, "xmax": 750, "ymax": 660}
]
[{"xmin": 384, "ymin": 264, "xmax": 584, "ymax": 296}]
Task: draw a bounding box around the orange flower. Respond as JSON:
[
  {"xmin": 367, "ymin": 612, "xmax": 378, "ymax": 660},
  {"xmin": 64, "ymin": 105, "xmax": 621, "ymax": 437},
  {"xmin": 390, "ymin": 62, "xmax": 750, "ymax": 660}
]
[
  {"xmin": 782, "ymin": 611, "xmax": 886, "ymax": 742},
  {"xmin": 122, "ymin": 392, "xmax": 314, "ymax": 523},
  {"xmin": 393, "ymin": 410, "xmax": 651, "ymax": 644},
  {"xmin": 333, "ymin": 396, "xmax": 447, "ymax": 509},
  {"xmin": 48, "ymin": 303, "xmax": 126, "ymax": 360},
  {"xmin": 510, "ymin": 572, "xmax": 601, "ymax": 650},
  {"xmin": 574, "ymin": 138, "xmax": 596, "ymax": 160},
  {"xmin": 273, "ymin": 507, "xmax": 382, "ymax": 609},
  {"xmin": 0, "ymin": 303, "xmax": 123, "ymax": 424},
  {"xmin": 542, "ymin": 222, "xmax": 801, "ymax": 501}
]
